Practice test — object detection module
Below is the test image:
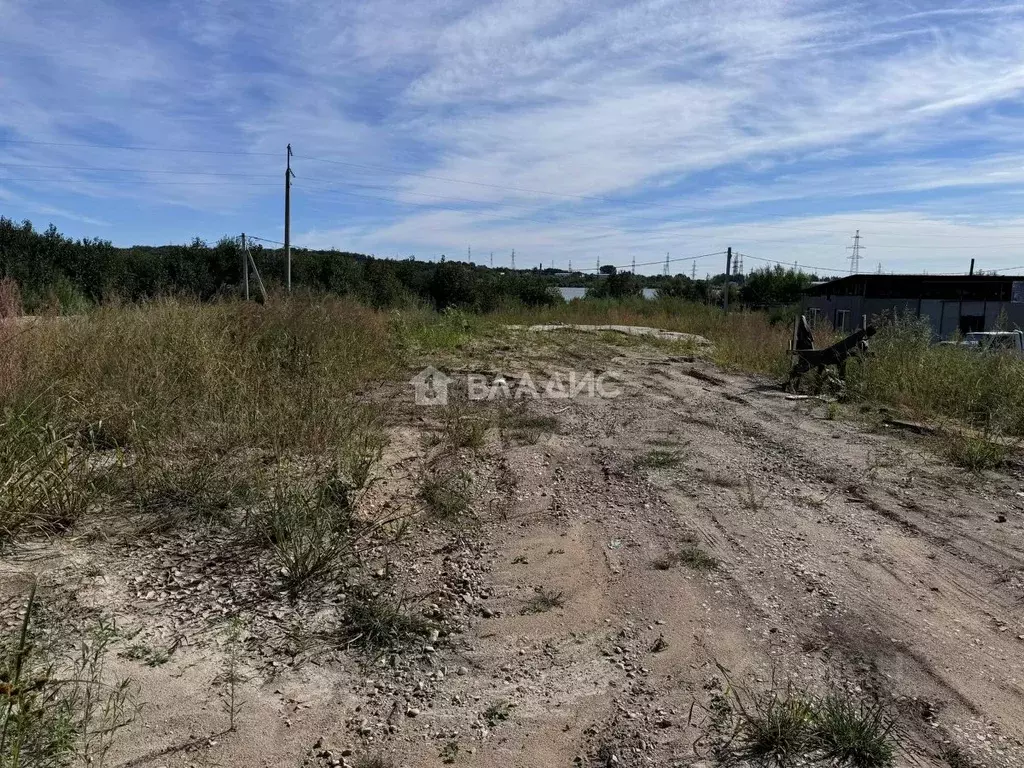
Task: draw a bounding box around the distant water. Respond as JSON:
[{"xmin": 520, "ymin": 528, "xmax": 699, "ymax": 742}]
[{"xmin": 557, "ymin": 287, "xmax": 658, "ymax": 301}]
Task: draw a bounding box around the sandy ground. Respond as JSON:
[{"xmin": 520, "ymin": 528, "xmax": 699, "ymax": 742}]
[{"xmin": 2, "ymin": 331, "xmax": 1022, "ymax": 767}]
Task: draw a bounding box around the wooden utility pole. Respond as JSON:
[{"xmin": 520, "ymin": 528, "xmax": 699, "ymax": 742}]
[
  {"xmin": 241, "ymin": 233, "xmax": 249, "ymax": 301},
  {"xmin": 724, "ymin": 247, "xmax": 732, "ymax": 312},
  {"xmin": 285, "ymin": 144, "xmax": 294, "ymax": 292}
]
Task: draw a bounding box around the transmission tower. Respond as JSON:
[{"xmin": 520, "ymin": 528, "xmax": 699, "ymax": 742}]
[
  {"xmin": 664, "ymin": 252, "xmax": 670, "ymax": 276},
  {"xmin": 847, "ymin": 230, "xmax": 864, "ymax": 274},
  {"xmin": 691, "ymin": 262, "xmax": 696, "ymax": 280},
  {"xmin": 631, "ymin": 255, "xmax": 636, "ymax": 274},
  {"xmin": 511, "ymin": 249, "xmax": 516, "ymax": 270},
  {"xmin": 490, "ymin": 251, "xmax": 493, "ymax": 268}
]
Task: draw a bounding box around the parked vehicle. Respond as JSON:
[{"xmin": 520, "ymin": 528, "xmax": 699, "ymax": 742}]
[{"xmin": 960, "ymin": 330, "xmax": 1024, "ymax": 356}]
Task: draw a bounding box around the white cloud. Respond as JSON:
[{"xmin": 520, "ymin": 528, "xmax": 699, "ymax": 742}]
[{"xmin": 5, "ymin": 0, "xmax": 1024, "ymax": 269}]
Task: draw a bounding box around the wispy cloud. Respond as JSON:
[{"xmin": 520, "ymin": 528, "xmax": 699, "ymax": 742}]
[{"xmin": 3, "ymin": 0, "xmax": 1024, "ymax": 267}]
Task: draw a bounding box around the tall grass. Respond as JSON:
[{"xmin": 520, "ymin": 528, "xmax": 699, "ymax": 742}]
[
  {"xmin": 0, "ymin": 296, "xmax": 401, "ymax": 545},
  {"xmin": 848, "ymin": 316, "xmax": 1024, "ymax": 436},
  {"xmin": 488, "ymin": 297, "xmax": 793, "ymax": 375}
]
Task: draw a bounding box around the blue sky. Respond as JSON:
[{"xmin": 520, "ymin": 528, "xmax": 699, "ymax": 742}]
[{"xmin": 4, "ymin": 0, "xmax": 1024, "ymax": 275}]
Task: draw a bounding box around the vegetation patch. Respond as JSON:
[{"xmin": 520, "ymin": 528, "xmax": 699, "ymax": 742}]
[
  {"xmin": 482, "ymin": 700, "xmax": 515, "ymax": 727},
  {"xmin": 634, "ymin": 449, "xmax": 684, "ymax": 469},
  {"xmin": 419, "ymin": 471, "xmax": 473, "ymax": 521},
  {"xmin": 652, "ymin": 544, "xmax": 718, "ymax": 571},
  {"xmin": 943, "ymin": 431, "xmax": 1011, "ymax": 473},
  {"xmin": 0, "ymin": 587, "xmax": 138, "ymax": 768},
  {"xmin": 704, "ymin": 675, "xmax": 900, "ymax": 768},
  {"xmin": 521, "ymin": 586, "xmax": 565, "ymax": 615},
  {"xmin": 339, "ymin": 586, "xmax": 433, "ymax": 654}
]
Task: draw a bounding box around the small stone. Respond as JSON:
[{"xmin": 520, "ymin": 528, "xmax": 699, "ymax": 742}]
[{"xmin": 406, "ymin": 707, "xmax": 420, "ymax": 717}]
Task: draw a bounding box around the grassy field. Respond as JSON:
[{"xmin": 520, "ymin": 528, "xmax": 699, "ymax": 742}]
[{"xmin": 0, "ymin": 293, "xmax": 1020, "ymax": 765}]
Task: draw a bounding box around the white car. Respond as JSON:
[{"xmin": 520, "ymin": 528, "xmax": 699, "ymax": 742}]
[{"xmin": 960, "ymin": 330, "xmax": 1024, "ymax": 356}]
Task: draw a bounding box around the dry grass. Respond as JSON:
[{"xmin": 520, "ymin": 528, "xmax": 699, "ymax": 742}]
[
  {"xmin": 847, "ymin": 316, "xmax": 1024, "ymax": 437},
  {"xmin": 0, "ymin": 296, "xmax": 399, "ymax": 548},
  {"xmin": 489, "ymin": 297, "xmax": 793, "ymax": 375}
]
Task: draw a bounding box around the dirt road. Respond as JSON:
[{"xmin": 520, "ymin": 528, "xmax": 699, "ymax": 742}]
[{"xmin": 6, "ymin": 332, "xmax": 1022, "ymax": 767}]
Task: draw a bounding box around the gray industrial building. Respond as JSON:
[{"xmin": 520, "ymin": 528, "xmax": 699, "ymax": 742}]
[{"xmin": 802, "ymin": 274, "xmax": 1024, "ymax": 338}]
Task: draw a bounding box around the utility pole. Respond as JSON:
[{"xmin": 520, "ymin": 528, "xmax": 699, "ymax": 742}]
[
  {"xmin": 724, "ymin": 247, "xmax": 732, "ymax": 312},
  {"xmin": 597, "ymin": 255, "xmax": 600, "ymax": 273},
  {"xmin": 969, "ymin": 258, "xmax": 975, "ymax": 276},
  {"xmin": 285, "ymin": 144, "xmax": 294, "ymax": 292},
  {"xmin": 847, "ymin": 230, "xmax": 863, "ymax": 274},
  {"xmin": 241, "ymin": 233, "xmax": 249, "ymax": 301}
]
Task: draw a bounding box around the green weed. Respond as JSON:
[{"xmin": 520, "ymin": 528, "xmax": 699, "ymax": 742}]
[{"xmin": 521, "ymin": 587, "xmax": 564, "ymax": 615}]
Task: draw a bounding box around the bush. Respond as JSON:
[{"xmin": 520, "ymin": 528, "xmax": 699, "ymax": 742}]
[{"xmin": 848, "ymin": 316, "xmax": 1024, "ymax": 436}]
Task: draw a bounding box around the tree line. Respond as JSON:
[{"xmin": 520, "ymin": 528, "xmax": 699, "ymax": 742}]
[{"xmin": 0, "ymin": 217, "xmax": 816, "ymax": 313}]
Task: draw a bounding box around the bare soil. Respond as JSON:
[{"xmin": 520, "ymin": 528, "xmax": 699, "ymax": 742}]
[{"xmin": 3, "ymin": 331, "xmax": 1022, "ymax": 767}]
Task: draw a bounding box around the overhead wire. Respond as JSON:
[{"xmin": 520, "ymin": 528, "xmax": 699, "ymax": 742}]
[
  {"xmin": 0, "ymin": 162, "xmax": 277, "ymax": 178},
  {"xmin": 294, "ymin": 152, "xmax": 1024, "ymax": 242},
  {"xmin": 5, "ymin": 138, "xmax": 1024, "ymax": 243},
  {"xmin": 7, "ymin": 138, "xmax": 1024, "ymax": 258},
  {"xmin": 246, "ymin": 234, "xmax": 286, "ymax": 246},
  {"xmin": 0, "ymin": 177, "xmax": 280, "ymax": 186},
  {"xmin": 0, "ymin": 138, "xmax": 278, "ymax": 157}
]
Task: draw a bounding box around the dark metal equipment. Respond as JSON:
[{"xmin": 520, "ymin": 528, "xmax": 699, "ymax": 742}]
[{"xmin": 788, "ymin": 319, "xmax": 876, "ymax": 389}]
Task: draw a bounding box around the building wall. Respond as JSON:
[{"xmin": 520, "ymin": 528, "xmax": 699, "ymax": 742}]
[{"xmin": 802, "ymin": 295, "xmax": 1024, "ymax": 337}]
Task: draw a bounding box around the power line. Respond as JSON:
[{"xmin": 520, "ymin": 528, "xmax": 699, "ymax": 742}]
[
  {"xmin": 6, "ymin": 138, "xmax": 1024, "ymax": 244},
  {"xmin": 0, "ymin": 177, "xmax": 280, "ymax": 186},
  {"xmin": 0, "ymin": 162, "xmax": 276, "ymax": 178},
  {"xmin": 292, "ymin": 182, "xmax": 721, "ymax": 246},
  {"xmin": 8, "ymin": 140, "xmax": 1024, "ymax": 246},
  {"xmin": 734, "ymin": 252, "xmax": 850, "ymax": 274},
  {"xmin": 579, "ymin": 251, "xmax": 723, "ymax": 275},
  {"xmin": 295, "ymin": 152, "xmax": 1024, "ymax": 241},
  {"xmin": 0, "ymin": 138, "xmax": 277, "ymax": 157},
  {"xmin": 247, "ymin": 234, "xmax": 286, "ymax": 246},
  {"xmin": 301, "ymin": 175, "xmax": 1024, "ymax": 247}
]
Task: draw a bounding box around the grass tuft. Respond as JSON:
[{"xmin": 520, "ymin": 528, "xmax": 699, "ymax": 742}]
[
  {"xmin": 814, "ymin": 694, "xmax": 897, "ymax": 768},
  {"xmin": 521, "ymin": 586, "xmax": 564, "ymax": 615},
  {"xmin": 653, "ymin": 544, "xmax": 718, "ymax": 571},
  {"xmin": 419, "ymin": 471, "xmax": 473, "ymax": 520},
  {"xmin": 340, "ymin": 586, "xmax": 432, "ymax": 653},
  {"xmin": 943, "ymin": 431, "xmax": 1010, "ymax": 473},
  {"xmin": 249, "ymin": 485, "xmax": 355, "ymax": 600},
  {"xmin": 482, "ymin": 700, "xmax": 515, "ymax": 727},
  {"xmin": 707, "ymin": 673, "xmax": 899, "ymax": 768},
  {"xmin": 634, "ymin": 449, "xmax": 684, "ymax": 469}
]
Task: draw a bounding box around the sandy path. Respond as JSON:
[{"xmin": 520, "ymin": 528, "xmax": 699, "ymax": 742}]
[{"xmin": 8, "ymin": 339, "xmax": 1021, "ymax": 768}]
